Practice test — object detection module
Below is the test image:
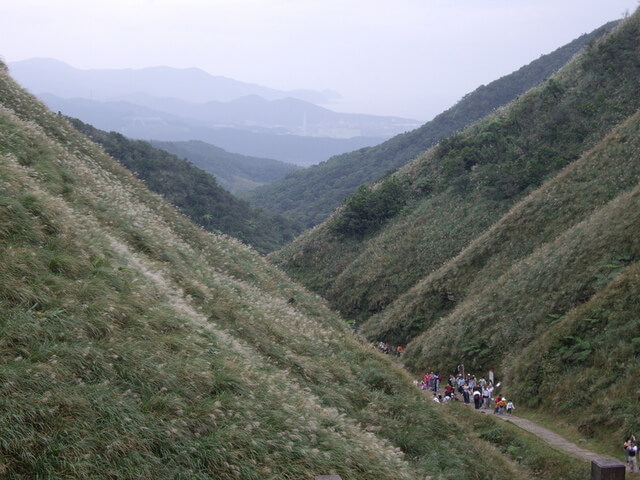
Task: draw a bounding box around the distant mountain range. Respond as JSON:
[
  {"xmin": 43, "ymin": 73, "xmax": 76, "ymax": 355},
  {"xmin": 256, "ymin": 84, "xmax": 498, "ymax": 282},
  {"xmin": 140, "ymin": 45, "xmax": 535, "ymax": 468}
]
[
  {"xmin": 9, "ymin": 59, "xmax": 420, "ymax": 166},
  {"xmin": 9, "ymin": 57, "xmax": 341, "ymax": 104},
  {"xmin": 108, "ymin": 93, "xmax": 419, "ymax": 139},
  {"xmin": 34, "ymin": 93, "xmax": 388, "ymax": 166}
]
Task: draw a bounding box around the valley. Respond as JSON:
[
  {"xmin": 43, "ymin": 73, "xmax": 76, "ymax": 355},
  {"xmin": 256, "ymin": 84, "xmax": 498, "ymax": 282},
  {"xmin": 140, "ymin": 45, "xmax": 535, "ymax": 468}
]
[{"xmin": 1, "ymin": 5, "xmax": 639, "ymax": 479}]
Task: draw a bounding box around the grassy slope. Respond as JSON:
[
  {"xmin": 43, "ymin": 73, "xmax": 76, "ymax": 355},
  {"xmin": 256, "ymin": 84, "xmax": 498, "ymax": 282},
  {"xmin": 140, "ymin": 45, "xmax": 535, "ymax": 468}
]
[
  {"xmin": 245, "ymin": 21, "xmax": 616, "ymax": 228},
  {"xmin": 0, "ymin": 62, "xmax": 532, "ymax": 479},
  {"xmin": 509, "ymin": 260, "xmax": 640, "ymax": 441},
  {"xmin": 150, "ymin": 140, "xmax": 299, "ymax": 194},
  {"xmin": 362, "ymin": 108, "xmax": 640, "ymax": 344},
  {"xmin": 403, "ymin": 175, "xmax": 640, "ymax": 444},
  {"xmin": 68, "ymin": 118, "xmax": 303, "ymax": 254},
  {"xmin": 272, "ymin": 11, "xmax": 640, "ymax": 325}
]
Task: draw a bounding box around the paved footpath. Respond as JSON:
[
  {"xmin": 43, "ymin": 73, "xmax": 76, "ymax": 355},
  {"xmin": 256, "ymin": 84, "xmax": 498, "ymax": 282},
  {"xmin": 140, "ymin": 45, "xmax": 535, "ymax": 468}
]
[{"xmin": 470, "ymin": 406, "xmax": 607, "ymax": 462}]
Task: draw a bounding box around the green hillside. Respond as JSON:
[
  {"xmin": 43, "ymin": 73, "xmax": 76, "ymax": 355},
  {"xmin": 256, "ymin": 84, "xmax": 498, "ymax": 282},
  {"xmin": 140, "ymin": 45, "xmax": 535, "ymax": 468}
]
[
  {"xmin": 68, "ymin": 119, "xmax": 302, "ymax": 254},
  {"xmin": 244, "ymin": 20, "xmax": 617, "ymax": 228},
  {"xmin": 272, "ymin": 11, "xmax": 640, "ymax": 327},
  {"xmin": 362, "ymin": 108, "xmax": 640, "ymax": 346},
  {"xmin": 150, "ymin": 140, "xmax": 299, "ymax": 194},
  {"xmin": 272, "ymin": 10, "xmax": 640, "ymax": 451},
  {"xmin": 0, "ymin": 58, "xmax": 561, "ymax": 480},
  {"xmin": 403, "ymin": 139, "xmax": 640, "ymax": 439}
]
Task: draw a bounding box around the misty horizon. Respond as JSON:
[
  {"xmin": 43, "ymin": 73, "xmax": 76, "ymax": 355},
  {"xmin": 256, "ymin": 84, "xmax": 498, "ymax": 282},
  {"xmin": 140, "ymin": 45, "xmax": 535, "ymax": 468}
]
[{"xmin": 2, "ymin": 1, "xmax": 637, "ymax": 121}]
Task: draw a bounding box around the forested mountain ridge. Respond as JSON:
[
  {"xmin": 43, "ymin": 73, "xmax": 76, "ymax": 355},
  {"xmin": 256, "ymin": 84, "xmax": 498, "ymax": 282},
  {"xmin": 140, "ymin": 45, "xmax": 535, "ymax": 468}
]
[
  {"xmin": 244, "ymin": 20, "xmax": 617, "ymax": 227},
  {"xmin": 272, "ymin": 10, "xmax": 640, "ymax": 449},
  {"xmin": 0, "ymin": 58, "xmax": 548, "ymax": 479},
  {"xmin": 68, "ymin": 118, "xmax": 303, "ymax": 254},
  {"xmin": 150, "ymin": 139, "xmax": 299, "ymax": 193},
  {"xmin": 361, "ymin": 109, "xmax": 640, "ymax": 347}
]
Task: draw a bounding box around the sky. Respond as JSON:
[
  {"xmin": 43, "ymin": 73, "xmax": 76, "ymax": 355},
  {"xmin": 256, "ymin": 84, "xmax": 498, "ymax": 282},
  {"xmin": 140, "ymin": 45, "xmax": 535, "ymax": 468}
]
[{"xmin": 1, "ymin": 0, "xmax": 638, "ymax": 120}]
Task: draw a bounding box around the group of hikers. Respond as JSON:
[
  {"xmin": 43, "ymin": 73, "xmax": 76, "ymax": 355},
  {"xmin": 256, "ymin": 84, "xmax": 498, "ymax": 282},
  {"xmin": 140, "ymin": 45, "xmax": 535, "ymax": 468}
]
[
  {"xmin": 377, "ymin": 342, "xmax": 403, "ymax": 356},
  {"xmin": 414, "ymin": 369, "xmax": 514, "ymax": 415},
  {"xmin": 381, "ymin": 349, "xmax": 640, "ymax": 470}
]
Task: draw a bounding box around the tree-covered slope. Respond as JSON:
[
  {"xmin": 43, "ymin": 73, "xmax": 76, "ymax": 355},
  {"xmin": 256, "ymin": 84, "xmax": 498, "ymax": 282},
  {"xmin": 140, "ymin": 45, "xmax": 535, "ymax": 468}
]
[
  {"xmin": 361, "ymin": 108, "xmax": 640, "ymax": 346},
  {"xmin": 245, "ymin": 20, "xmax": 617, "ymax": 228},
  {"xmin": 150, "ymin": 139, "xmax": 299, "ymax": 193},
  {"xmin": 68, "ymin": 118, "xmax": 303, "ymax": 254},
  {"xmin": 272, "ymin": 12, "xmax": 640, "ymax": 326},
  {"xmin": 0, "ymin": 59, "xmax": 539, "ymax": 480}
]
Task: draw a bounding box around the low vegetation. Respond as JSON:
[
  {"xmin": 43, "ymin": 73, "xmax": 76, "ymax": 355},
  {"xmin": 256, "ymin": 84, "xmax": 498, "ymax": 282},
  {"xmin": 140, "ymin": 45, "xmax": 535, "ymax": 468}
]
[
  {"xmin": 448, "ymin": 405, "xmax": 589, "ymax": 480},
  {"xmin": 329, "ymin": 177, "xmax": 409, "ymax": 239}
]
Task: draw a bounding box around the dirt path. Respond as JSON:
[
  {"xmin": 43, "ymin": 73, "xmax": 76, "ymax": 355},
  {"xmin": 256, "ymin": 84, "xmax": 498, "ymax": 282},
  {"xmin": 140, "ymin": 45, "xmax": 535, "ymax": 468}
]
[{"xmin": 470, "ymin": 406, "xmax": 608, "ymax": 462}]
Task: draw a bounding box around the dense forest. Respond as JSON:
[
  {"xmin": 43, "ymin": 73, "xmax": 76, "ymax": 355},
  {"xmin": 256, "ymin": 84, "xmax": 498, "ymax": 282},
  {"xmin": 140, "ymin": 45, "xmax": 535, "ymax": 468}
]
[{"xmin": 150, "ymin": 139, "xmax": 299, "ymax": 193}]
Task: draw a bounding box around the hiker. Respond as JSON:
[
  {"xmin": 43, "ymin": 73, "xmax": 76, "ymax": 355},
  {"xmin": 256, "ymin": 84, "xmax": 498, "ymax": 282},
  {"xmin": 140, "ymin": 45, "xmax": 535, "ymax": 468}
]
[
  {"xmin": 484, "ymin": 383, "xmax": 494, "ymax": 409},
  {"xmin": 624, "ymin": 436, "xmax": 637, "ymax": 467},
  {"xmin": 444, "ymin": 383, "xmax": 454, "ymax": 397},
  {"xmin": 432, "ymin": 373, "xmax": 440, "ymax": 392},
  {"xmin": 493, "ymin": 396, "xmax": 502, "ymax": 414},
  {"xmin": 468, "ymin": 375, "xmax": 476, "ymax": 389},
  {"xmin": 433, "ymin": 393, "xmax": 440, "ymax": 403},
  {"xmin": 473, "ymin": 389, "xmax": 482, "ymax": 409},
  {"xmin": 462, "ymin": 383, "xmax": 470, "ymax": 404},
  {"xmin": 626, "ymin": 439, "xmax": 638, "ymax": 472},
  {"xmin": 496, "ymin": 397, "xmax": 507, "ymax": 415},
  {"xmin": 482, "ymin": 385, "xmax": 490, "ymax": 409},
  {"xmin": 506, "ymin": 400, "xmax": 514, "ymax": 415}
]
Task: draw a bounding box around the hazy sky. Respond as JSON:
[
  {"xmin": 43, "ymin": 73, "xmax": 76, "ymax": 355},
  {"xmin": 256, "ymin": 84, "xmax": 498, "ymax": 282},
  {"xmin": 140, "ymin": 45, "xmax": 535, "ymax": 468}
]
[{"xmin": 1, "ymin": 0, "xmax": 637, "ymax": 120}]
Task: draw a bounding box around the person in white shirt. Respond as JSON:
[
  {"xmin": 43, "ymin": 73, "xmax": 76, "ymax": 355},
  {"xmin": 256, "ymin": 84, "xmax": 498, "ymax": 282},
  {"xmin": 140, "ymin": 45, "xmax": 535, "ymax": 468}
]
[
  {"xmin": 506, "ymin": 400, "xmax": 514, "ymax": 414},
  {"xmin": 485, "ymin": 384, "xmax": 494, "ymax": 408},
  {"xmin": 627, "ymin": 442, "xmax": 638, "ymax": 472}
]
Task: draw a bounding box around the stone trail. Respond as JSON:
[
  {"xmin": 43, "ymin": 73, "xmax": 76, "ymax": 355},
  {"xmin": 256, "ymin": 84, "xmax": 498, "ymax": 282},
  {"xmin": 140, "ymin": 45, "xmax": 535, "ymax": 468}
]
[{"xmin": 470, "ymin": 405, "xmax": 611, "ymax": 462}]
